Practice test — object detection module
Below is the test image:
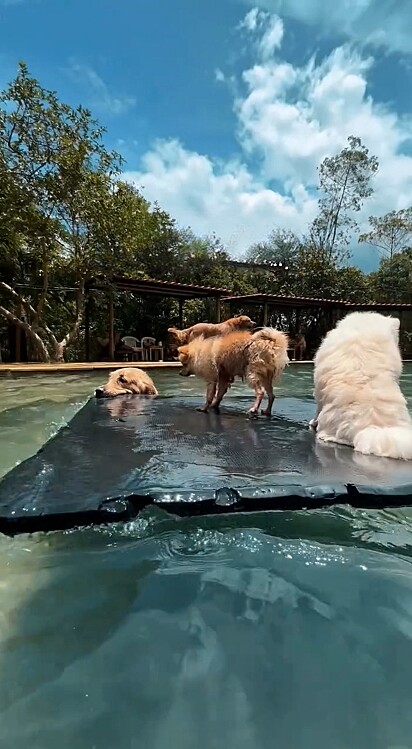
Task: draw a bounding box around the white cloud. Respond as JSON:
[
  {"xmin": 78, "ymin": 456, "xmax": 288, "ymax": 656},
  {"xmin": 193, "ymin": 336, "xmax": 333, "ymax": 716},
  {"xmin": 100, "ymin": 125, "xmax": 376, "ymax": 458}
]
[
  {"xmin": 239, "ymin": 8, "xmax": 260, "ymax": 32},
  {"xmin": 67, "ymin": 62, "xmax": 136, "ymax": 116},
  {"xmin": 238, "ymin": 0, "xmax": 412, "ymax": 56},
  {"xmin": 259, "ymin": 14, "xmax": 284, "ymax": 60},
  {"xmin": 239, "ymin": 9, "xmax": 284, "ymax": 60},
  {"xmin": 123, "ymin": 9, "xmax": 412, "ymax": 266},
  {"xmin": 124, "ymin": 139, "xmax": 316, "ymax": 253}
]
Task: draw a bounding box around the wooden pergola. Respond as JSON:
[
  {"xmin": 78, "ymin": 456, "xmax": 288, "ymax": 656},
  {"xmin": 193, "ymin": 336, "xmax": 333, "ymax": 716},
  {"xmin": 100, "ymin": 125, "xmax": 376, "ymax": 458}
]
[
  {"xmin": 84, "ymin": 276, "xmax": 231, "ymax": 361},
  {"xmin": 222, "ymin": 292, "xmax": 412, "ymax": 327}
]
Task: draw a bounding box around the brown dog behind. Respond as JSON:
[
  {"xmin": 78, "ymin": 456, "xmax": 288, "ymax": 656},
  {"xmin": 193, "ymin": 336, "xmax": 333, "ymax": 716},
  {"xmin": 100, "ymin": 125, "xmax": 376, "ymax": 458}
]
[
  {"xmin": 95, "ymin": 367, "xmax": 158, "ymax": 398},
  {"xmin": 168, "ymin": 315, "xmax": 255, "ymax": 346},
  {"xmin": 177, "ymin": 328, "xmax": 289, "ymax": 416}
]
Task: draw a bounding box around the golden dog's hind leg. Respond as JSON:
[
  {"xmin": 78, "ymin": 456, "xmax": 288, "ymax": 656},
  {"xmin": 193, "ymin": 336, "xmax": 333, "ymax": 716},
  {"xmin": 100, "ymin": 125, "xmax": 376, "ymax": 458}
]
[
  {"xmin": 248, "ymin": 383, "xmax": 265, "ymax": 417},
  {"xmin": 209, "ymin": 378, "xmax": 230, "ymax": 413},
  {"xmin": 197, "ymin": 381, "xmax": 217, "ymax": 413},
  {"xmin": 261, "ymin": 377, "xmax": 274, "ymax": 417}
]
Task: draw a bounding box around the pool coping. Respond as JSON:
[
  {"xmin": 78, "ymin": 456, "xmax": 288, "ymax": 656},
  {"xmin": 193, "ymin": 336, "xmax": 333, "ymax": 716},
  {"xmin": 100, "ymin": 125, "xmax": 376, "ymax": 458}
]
[
  {"xmin": 1, "ymin": 359, "xmax": 411, "ymax": 376},
  {"xmin": 0, "ymin": 360, "xmax": 314, "ymax": 376}
]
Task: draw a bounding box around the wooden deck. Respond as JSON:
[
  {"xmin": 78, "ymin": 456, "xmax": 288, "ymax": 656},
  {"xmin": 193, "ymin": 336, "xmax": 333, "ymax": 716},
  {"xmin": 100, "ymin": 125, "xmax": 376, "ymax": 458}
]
[{"xmin": 0, "ymin": 359, "xmax": 315, "ymax": 375}]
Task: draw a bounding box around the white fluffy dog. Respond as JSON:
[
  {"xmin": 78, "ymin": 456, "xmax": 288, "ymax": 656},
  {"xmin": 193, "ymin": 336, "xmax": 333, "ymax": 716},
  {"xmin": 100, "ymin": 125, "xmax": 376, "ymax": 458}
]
[{"xmin": 310, "ymin": 311, "xmax": 412, "ymax": 460}]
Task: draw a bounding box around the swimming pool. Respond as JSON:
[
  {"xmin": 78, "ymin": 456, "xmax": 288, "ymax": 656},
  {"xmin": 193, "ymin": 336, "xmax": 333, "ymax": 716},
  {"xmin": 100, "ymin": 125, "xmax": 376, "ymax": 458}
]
[{"xmin": 1, "ymin": 364, "xmax": 412, "ymax": 749}]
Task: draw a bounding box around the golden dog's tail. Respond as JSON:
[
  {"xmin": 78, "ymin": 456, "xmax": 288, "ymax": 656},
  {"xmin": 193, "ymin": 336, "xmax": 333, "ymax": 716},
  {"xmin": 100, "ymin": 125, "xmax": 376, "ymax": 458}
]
[
  {"xmin": 249, "ymin": 327, "xmax": 290, "ymax": 378},
  {"xmin": 251, "ymin": 328, "xmax": 289, "ymax": 350}
]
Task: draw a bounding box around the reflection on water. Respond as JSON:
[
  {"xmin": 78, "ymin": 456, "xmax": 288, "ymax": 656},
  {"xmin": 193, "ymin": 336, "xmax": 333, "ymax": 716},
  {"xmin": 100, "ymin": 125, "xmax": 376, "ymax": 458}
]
[
  {"xmin": 2, "ymin": 520, "xmax": 412, "ymax": 749},
  {"xmin": 1, "ymin": 365, "xmax": 412, "ymax": 748}
]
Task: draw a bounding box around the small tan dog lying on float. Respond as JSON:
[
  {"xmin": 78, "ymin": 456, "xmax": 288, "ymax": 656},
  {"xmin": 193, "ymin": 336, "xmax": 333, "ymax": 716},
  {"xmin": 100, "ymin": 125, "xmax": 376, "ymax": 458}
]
[
  {"xmin": 95, "ymin": 367, "xmax": 158, "ymax": 398},
  {"xmin": 177, "ymin": 327, "xmax": 289, "ymax": 416},
  {"xmin": 310, "ymin": 311, "xmax": 412, "ymax": 460}
]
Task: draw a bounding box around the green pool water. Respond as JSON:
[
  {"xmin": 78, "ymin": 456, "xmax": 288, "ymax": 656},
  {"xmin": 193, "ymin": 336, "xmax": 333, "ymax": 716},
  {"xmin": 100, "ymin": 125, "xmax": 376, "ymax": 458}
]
[{"xmin": 1, "ymin": 364, "xmax": 412, "ymax": 749}]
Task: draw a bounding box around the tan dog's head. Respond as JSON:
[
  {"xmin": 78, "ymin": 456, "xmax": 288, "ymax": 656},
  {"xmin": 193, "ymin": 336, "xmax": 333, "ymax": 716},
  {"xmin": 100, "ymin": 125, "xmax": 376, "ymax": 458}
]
[
  {"xmin": 232, "ymin": 315, "xmax": 256, "ymax": 330},
  {"xmin": 95, "ymin": 367, "xmax": 158, "ymax": 398},
  {"xmin": 168, "ymin": 327, "xmax": 186, "ymax": 346},
  {"xmin": 177, "ymin": 345, "xmax": 193, "ymax": 377}
]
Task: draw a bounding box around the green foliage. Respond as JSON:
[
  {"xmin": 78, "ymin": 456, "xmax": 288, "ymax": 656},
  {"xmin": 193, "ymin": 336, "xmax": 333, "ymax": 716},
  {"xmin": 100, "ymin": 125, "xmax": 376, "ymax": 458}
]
[
  {"xmin": 369, "ymin": 248, "xmax": 412, "ymax": 303},
  {"xmin": 310, "ymin": 136, "xmax": 379, "ymax": 263},
  {"xmin": 0, "ymin": 63, "xmax": 183, "ymax": 360},
  {"xmin": 359, "ymin": 208, "xmax": 412, "ymax": 260}
]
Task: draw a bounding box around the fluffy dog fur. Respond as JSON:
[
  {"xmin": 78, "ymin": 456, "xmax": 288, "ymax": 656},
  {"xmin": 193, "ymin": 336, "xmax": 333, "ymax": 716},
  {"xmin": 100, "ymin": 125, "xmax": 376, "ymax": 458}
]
[
  {"xmin": 168, "ymin": 315, "xmax": 255, "ymax": 346},
  {"xmin": 310, "ymin": 311, "xmax": 412, "ymax": 460},
  {"xmin": 177, "ymin": 327, "xmax": 289, "ymax": 416},
  {"xmin": 95, "ymin": 367, "xmax": 158, "ymax": 398}
]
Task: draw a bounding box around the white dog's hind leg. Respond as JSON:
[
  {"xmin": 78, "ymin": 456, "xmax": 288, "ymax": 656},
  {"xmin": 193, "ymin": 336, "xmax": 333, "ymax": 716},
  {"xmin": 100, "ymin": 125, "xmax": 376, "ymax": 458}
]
[
  {"xmin": 354, "ymin": 426, "xmax": 412, "ymax": 460},
  {"xmin": 316, "ymin": 431, "xmax": 338, "ymax": 444},
  {"xmin": 309, "ymin": 401, "xmax": 322, "ymax": 431}
]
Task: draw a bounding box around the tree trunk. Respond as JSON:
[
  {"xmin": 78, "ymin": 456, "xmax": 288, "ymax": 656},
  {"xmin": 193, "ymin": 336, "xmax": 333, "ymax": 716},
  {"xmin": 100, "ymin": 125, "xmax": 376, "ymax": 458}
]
[
  {"xmin": 0, "ymin": 306, "xmax": 51, "ymax": 362},
  {"xmin": 54, "ymin": 280, "xmax": 86, "ymax": 362}
]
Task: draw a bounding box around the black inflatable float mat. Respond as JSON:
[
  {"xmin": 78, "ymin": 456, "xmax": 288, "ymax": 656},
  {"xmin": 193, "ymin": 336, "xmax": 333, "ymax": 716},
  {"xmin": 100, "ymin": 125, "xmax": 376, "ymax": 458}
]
[{"xmin": 1, "ymin": 395, "xmax": 412, "ymax": 536}]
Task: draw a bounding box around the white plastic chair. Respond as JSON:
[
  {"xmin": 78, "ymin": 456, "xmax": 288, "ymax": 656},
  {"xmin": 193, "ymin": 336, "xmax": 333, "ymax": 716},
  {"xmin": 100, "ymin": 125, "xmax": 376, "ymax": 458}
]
[
  {"xmin": 141, "ymin": 336, "xmax": 156, "ymax": 348},
  {"xmin": 121, "ymin": 336, "xmax": 143, "ymax": 361},
  {"xmin": 141, "ymin": 336, "xmax": 163, "ymax": 361},
  {"xmin": 122, "ymin": 336, "xmax": 140, "ymax": 348}
]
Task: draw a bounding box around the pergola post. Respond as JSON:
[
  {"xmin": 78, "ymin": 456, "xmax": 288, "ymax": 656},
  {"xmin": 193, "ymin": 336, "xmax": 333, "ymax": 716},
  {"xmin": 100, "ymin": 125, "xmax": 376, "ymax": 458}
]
[
  {"xmin": 215, "ymin": 296, "xmax": 221, "ymax": 323},
  {"xmin": 263, "ymin": 301, "xmax": 269, "ymax": 326},
  {"xmin": 108, "ymin": 286, "xmax": 115, "ymax": 361},
  {"xmin": 15, "ymin": 301, "xmax": 22, "ymax": 363},
  {"xmin": 84, "ymin": 291, "xmax": 90, "ymax": 362},
  {"xmin": 178, "ymin": 298, "xmax": 184, "ymax": 329}
]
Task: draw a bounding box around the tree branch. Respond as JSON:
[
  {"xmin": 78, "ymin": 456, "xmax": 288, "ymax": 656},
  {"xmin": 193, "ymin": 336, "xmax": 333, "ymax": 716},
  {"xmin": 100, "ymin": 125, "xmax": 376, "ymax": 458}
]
[
  {"xmin": 0, "ymin": 280, "xmax": 58, "ymax": 348},
  {"xmin": 0, "ymin": 280, "xmax": 37, "ymax": 318},
  {"xmin": 0, "ymin": 305, "xmax": 50, "ymax": 362},
  {"xmin": 56, "ymin": 279, "xmax": 86, "ymax": 359}
]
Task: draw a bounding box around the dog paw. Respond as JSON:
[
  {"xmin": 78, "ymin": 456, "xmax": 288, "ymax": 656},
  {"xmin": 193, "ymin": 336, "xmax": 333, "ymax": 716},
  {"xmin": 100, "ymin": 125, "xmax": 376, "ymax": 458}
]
[
  {"xmin": 309, "ymin": 419, "xmax": 318, "ymax": 431},
  {"xmin": 248, "ymin": 409, "xmax": 259, "ymax": 419},
  {"xmin": 196, "ymin": 406, "xmax": 209, "ymax": 413},
  {"xmin": 261, "ymin": 409, "xmax": 272, "ymax": 417}
]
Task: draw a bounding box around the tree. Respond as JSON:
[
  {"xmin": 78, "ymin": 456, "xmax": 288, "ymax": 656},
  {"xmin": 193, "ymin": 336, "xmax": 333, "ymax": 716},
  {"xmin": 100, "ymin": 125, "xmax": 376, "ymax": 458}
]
[
  {"xmin": 332, "ymin": 265, "xmax": 371, "ymax": 302},
  {"xmin": 0, "ymin": 63, "xmax": 122, "ymax": 359},
  {"xmin": 310, "ymin": 136, "xmax": 379, "ymax": 263},
  {"xmin": 359, "ymin": 208, "xmax": 412, "ymax": 259},
  {"xmin": 241, "ymin": 229, "xmax": 299, "ymax": 295},
  {"xmin": 0, "ymin": 64, "xmax": 177, "ymax": 361},
  {"xmin": 246, "ymin": 228, "xmax": 300, "ymax": 267},
  {"xmin": 369, "ymin": 248, "xmax": 412, "ymax": 303},
  {"xmin": 291, "ymin": 239, "xmax": 339, "ymax": 298}
]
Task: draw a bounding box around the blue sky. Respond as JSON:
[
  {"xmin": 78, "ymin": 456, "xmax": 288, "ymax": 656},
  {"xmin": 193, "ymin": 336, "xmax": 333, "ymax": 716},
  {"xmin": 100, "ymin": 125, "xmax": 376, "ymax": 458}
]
[{"xmin": 1, "ymin": 0, "xmax": 412, "ymax": 271}]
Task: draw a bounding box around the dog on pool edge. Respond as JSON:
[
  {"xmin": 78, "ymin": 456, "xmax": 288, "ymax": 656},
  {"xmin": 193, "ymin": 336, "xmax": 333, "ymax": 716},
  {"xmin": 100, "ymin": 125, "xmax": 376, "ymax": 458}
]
[
  {"xmin": 177, "ymin": 327, "xmax": 289, "ymax": 416},
  {"xmin": 310, "ymin": 311, "xmax": 412, "ymax": 460},
  {"xmin": 168, "ymin": 315, "xmax": 256, "ymax": 346},
  {"xmin": 95, "ymin": 367, "xmax": 158, "ymax": 398}
]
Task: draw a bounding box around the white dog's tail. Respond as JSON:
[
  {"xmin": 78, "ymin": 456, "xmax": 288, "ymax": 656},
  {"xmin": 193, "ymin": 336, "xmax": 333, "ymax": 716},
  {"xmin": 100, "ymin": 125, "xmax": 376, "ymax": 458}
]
[{"xmin": 354, "ymin": 426, "xmax": 412, "ymax": 461}]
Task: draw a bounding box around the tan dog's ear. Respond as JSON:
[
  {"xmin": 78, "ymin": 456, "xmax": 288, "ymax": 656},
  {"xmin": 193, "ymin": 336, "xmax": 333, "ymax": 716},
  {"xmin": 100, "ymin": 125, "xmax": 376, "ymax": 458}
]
[
  {"xmin": 177, "ymin": 345, "xmax": 189, "ymax": 363},
  {"xmin": 127, "ymin": 380, "xmax": 142, "ymax": 393},
  {"xmin": 168, "ymin": 327, "xmax": 183, "ymax": 344}
]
